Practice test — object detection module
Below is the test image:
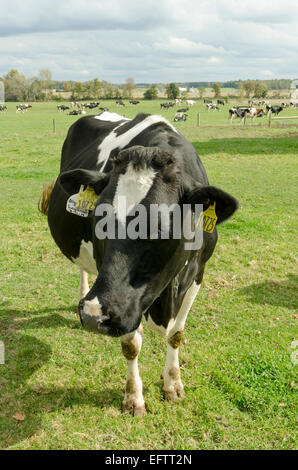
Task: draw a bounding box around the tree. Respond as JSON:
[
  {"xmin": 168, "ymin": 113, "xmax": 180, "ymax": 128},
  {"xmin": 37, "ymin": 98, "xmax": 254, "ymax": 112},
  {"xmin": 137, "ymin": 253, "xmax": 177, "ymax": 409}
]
[
  {"xmin": 212, "ymin": 82, "xmax": 221, "ymax": 98},
  {"xmin": 143, "ymin": 85, "xmax": 158, "ymax": 100},
  {"xmin": 254, "ymin": 82, "xmax": 268, "ymax": 98},
  {"xmin": 39, "ymin": 69, "xmax": 52, "ymax": 99},
  {"xmin": 166, "ymin": 83, "xmax": 179, "ymax": 100},
  {"xmin": 123, "ymin": 77, "xmax": 135, "ymax": 99},
  {"xmin": 237, "ymin": 82, "xmax": 245, "ymax": 99},
  {"xmin": 198, "ymin": 87, "xmax": 205, "ymax": 99},
  {"xmin": 3, "ymin": 69, "xmax": 28, "ymax": 101},
  {"xmin": 243, "ymin": 80, "xmax": 255, "ymax": 98},
  {"xmin": 73, "ymin": 81, "xmax": 83, "ymax": 99}
]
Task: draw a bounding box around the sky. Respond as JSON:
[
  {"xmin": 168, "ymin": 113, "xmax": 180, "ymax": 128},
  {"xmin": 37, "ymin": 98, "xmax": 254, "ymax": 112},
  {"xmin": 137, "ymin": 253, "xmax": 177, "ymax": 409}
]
[{"xmin": 1, "ymin": 0, "xmax": 298, "ymax": 83}]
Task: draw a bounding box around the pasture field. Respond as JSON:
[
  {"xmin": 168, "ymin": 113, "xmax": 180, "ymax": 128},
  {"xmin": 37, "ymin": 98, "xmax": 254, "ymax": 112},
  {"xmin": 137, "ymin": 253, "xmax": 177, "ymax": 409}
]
[{"xmin": 0, "ymin": 100, "xmax": 297, "ymax": 450}]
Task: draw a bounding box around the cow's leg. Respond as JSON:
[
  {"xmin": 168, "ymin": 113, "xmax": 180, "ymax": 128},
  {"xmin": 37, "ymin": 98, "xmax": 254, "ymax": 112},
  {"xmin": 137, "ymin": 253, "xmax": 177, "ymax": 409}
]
[
  {"xmin": 121, "ymin": 327, "xmax": 146, "ymax": 416},
  {"xmin": 163, "ymin": 282, "xmax": 201, "ymax": 402},
  {"xmin": 79, "ymin": 269, "xmax": 89, "ymax": 301}
]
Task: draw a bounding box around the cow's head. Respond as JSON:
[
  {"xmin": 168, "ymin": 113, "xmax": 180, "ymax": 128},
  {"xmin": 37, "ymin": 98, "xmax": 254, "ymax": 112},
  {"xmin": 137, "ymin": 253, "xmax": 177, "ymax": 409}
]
[{"xmin": 60, "ymin": 146, "xmax": 238, "ymax": 337}]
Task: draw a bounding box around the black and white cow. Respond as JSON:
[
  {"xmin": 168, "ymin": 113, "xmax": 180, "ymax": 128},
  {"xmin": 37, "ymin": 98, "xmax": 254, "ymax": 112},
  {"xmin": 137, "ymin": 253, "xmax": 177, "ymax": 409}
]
[
  {"xmin": 41, "ymin": 111, "xmax": 238, "ymax": 416},
  {"xmin": 266, "ymin": 105, "xmax": 283, "ymax": 116},
  {"xmin": 57, "ymin": 105, "xmax": 70, "ymax": 112},
  {"xmin": 173, "ymin": 112, "xmax": 187, "ymax": 121},
  {"xmin": 16, "ymin": 103, "xmax": 32, "ymax": 113},
  {"xmin": 217, "ymin": 99, "xmax": 225, "ymax": 106},
  {"xmin": 206, "ymin": 103, "xmax": 219, "ymax": 111},
  {"xmin": 229, "ymin": 107, "xmax": 250, "ymax": 122},
  {"xmin": 0, "ymin": 105, "xmax": 7, "ymax": 111}
]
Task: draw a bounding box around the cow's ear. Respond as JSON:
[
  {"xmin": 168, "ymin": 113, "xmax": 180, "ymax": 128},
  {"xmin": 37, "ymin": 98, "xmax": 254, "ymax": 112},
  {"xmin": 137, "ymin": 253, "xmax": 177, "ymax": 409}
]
[
  {"xmin": 59, "ymin": 169, "xmax": 110, "ymax": 195},
  {"xmin": 183, "ymin": 185, "xmax": 238, "ymax": 224}
]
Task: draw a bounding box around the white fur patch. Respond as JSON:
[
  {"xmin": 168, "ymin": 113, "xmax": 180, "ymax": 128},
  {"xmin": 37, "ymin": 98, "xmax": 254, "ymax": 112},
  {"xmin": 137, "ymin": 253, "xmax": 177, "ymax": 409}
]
[
  {"xmin": 113, "ymin": 162, "xmax": 155, "ymax": 224},
  {"xmin": 142, "ymin": 314, "xmax": 175, "ymax": 338},
  {"xmin": 72, "ymin": 240, "xmax": 98, "ymax": 275},
  {"xmin": 94, "ymin": 111, "xmax": 130, "ymax": 122},
  {"xmin": 167, "ymin": 282, "xmax": 201, "ymax": 338},
  {"xmin": 97, "ymin": 114, "xmax": 178, "ymax": 169},
  {"xmin": 84, "ymin": 296, "xmax": 102, "ymax": 316}
]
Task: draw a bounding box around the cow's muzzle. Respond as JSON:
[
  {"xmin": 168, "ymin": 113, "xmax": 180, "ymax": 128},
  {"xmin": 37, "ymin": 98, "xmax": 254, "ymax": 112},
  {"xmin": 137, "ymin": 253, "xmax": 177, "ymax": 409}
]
[{"xmin": 78, "ymin": 298, "xmax": 110, "ymax": 334}]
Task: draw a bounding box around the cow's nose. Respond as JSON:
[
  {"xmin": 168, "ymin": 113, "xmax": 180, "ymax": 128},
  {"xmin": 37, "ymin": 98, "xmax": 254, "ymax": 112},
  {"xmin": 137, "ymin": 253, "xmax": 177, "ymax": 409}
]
[{"xmin": 78, "ymin": 298, "xmax": 110, "ymax": 333}]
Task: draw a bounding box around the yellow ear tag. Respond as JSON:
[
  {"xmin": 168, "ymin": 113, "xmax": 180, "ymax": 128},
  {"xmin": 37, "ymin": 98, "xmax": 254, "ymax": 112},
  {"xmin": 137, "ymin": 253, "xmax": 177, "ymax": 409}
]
[
  {"xmin": 76, "ymin": 186, "xmax": 98, "ymax": 211},
  {"xmin": 196, "ymin": 202, "xmax": 218, "ymax": 233}
]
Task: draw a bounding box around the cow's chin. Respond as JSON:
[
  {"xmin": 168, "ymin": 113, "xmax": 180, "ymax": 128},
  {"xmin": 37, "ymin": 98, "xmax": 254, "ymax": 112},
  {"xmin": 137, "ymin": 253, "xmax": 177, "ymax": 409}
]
[{"xmin": 78, "ymin": 299, "xmax": 140, "ymax": 337}]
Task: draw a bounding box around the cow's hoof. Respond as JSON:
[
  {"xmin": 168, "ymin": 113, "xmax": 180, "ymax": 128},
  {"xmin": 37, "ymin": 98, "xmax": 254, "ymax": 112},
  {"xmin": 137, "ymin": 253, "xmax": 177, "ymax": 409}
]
[
  {"xmin": 122, "ymin": 400, "xmax": 147, "ymax": 417},
  {"xmin": 164, "ymin": 385, "xmax": 185, "ymax": 403}
]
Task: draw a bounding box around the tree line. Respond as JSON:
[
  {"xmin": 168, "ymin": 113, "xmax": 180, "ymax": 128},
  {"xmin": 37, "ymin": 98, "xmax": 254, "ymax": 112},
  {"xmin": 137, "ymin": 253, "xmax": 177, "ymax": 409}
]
[
  {"xmin": 0, "ymin": 68, "xmax": 293, "ymax": 102},
  {"xmin": 0, "ymin": 69, "xmax": 138, "ymax": 102}
]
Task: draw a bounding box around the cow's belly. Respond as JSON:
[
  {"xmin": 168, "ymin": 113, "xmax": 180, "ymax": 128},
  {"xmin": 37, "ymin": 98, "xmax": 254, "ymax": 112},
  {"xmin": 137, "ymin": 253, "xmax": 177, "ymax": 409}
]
[
  {"xmin": 142, "ymin": 314, "xmax": 175, "ymax": 337},
  {"xmin": 71, "ymin": 240, "xmax": 98, "ymax": 275}
]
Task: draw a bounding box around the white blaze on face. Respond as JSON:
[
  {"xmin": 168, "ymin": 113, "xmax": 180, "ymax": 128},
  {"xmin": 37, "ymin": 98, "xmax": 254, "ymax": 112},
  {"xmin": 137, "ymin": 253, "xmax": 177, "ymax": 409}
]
[
  {"xmin": 97, "ymin": 114, "xmax": 178, "ymax": 169},
  {"xmin": 113, "ymin": 162, "xmax": 156, "ymax": 225}
]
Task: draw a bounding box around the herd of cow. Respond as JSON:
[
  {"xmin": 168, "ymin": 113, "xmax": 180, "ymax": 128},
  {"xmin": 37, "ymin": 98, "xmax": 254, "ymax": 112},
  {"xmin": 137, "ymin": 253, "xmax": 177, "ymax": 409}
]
[{"xmin": 1, "ymin": 99, "xmax": 297, "ymax": 124}]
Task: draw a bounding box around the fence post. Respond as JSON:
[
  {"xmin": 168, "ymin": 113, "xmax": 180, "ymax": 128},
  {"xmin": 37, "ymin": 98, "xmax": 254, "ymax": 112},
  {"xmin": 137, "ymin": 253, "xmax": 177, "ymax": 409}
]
[
  {"xmin": 197, "ymin": 112, "xmax": 200, "ymax": 127},
  {"xmin": 53, "ymin": 119, "xmax": 56, "ymax": 133},
  {"xmin": 268, "ymin": 110, "xmax": 272, "ymax": 128},
  {"xmin": 243, "ymin": 113, "xmax": 246, "ymax": 126}
]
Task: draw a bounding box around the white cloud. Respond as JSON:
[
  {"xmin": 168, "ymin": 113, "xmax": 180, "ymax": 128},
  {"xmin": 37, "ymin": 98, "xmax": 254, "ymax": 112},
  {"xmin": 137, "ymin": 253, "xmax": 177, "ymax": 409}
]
[{"xmin": 0, "ymin": 0, "xmax": 297, "ymax": 82}]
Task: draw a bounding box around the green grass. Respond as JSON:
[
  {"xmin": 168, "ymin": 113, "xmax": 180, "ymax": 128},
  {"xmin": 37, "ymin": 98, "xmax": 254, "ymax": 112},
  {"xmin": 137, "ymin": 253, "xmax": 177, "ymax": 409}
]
[{"xmin": 0, "ymin": 101, "xmax": 297, "ymax": 450}]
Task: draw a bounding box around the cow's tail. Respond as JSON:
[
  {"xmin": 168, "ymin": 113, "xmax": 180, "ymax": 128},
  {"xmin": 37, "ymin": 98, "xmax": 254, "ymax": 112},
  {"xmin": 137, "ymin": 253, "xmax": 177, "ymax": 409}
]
[{"xmin": 38, "ymin": 180, "xmax": 55, "ymax": 216}]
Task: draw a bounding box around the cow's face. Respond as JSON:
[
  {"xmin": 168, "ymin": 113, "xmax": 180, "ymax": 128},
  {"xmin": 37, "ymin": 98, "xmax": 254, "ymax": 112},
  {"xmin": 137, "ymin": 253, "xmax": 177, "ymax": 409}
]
[{"xmin": 60, "ymin": 146, "xmax": 238, "ymax": 337}]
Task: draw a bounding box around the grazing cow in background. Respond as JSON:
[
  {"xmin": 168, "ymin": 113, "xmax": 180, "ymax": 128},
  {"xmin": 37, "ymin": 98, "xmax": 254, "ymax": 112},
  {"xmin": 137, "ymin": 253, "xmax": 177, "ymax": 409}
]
[
  {"xmin": 229, "ymin": 107, "xmax": 250, "ymax": 122},
  {"xmin": 16, "ymin": 104, "xmax": 32, "ymax": 113},
  {"xmin": 116, "ymin": 100, "xmax": 125, "ymax": 107},
  {"xmin": 173, "ymin": 112, "xmax": 187, "ymax": 121},
  {"xmin": 39, "ymin": 111, "xmax": 238, "ymax": 416},
  {"xmin": 177, "ymin": 107, "xmax": 189, "ymax": 113},
  {"xmin": 206, "ymin": 103, "xmax": 219, "ymax": 111},
  {"xmin": 129, "ymin": 100, "xmax": 140, "ymax": 105},
  {"xmin": 160, "ymin": 102, "xmax": 175, "ymax": 110},
  {"xmin": 99, "ymin": 107, "xmax": 109, "ymax": 112},
  {"xmin": 203, "ymin": 99, "xmax": 212, "ymax": 104},
  {"xmin": 217, "ymin": 99, "xmax": 225, "ymax": 106},
  {"xmin": 58, "ymin": 105, "xmax": 70, "ymax": 112},
  {"xmin": 0, "ymin": 105, "xmax": 7, "ymax": 111},
  {"xmin": 246, "ymin": 108, "xmax": 265, "ymax": 120},
  {"xmin": 68, "ymin": 110, "xmax": 86, "ymax": 116},
  {"xmin": 266, "ymin": 105, "xmax": 283, "ymax": 116},
  {"xmin": 82, "ymin": 102, "xmax": 99, "ymax": 110},
  {"xmin": 186, "ymin": 100, "xmax": 195, "ymax": 106}
]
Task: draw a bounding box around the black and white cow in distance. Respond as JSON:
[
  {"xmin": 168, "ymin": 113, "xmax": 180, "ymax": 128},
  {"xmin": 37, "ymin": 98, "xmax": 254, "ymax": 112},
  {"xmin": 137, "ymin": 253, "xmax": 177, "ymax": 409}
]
[
  {"xmin": 266, "ymin": 105, "xmax": 283, "ymax": 116},
  {"xmin": 41, "ymin": 111, "xmax": 238, "ymax": 416},
  {"xmin": 173, "ymin": 112, "xmax": 187, "ymax": 121},
  {"xmin": 229, "ymin": 107, "xmax": 250, "ymax": 122}
]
